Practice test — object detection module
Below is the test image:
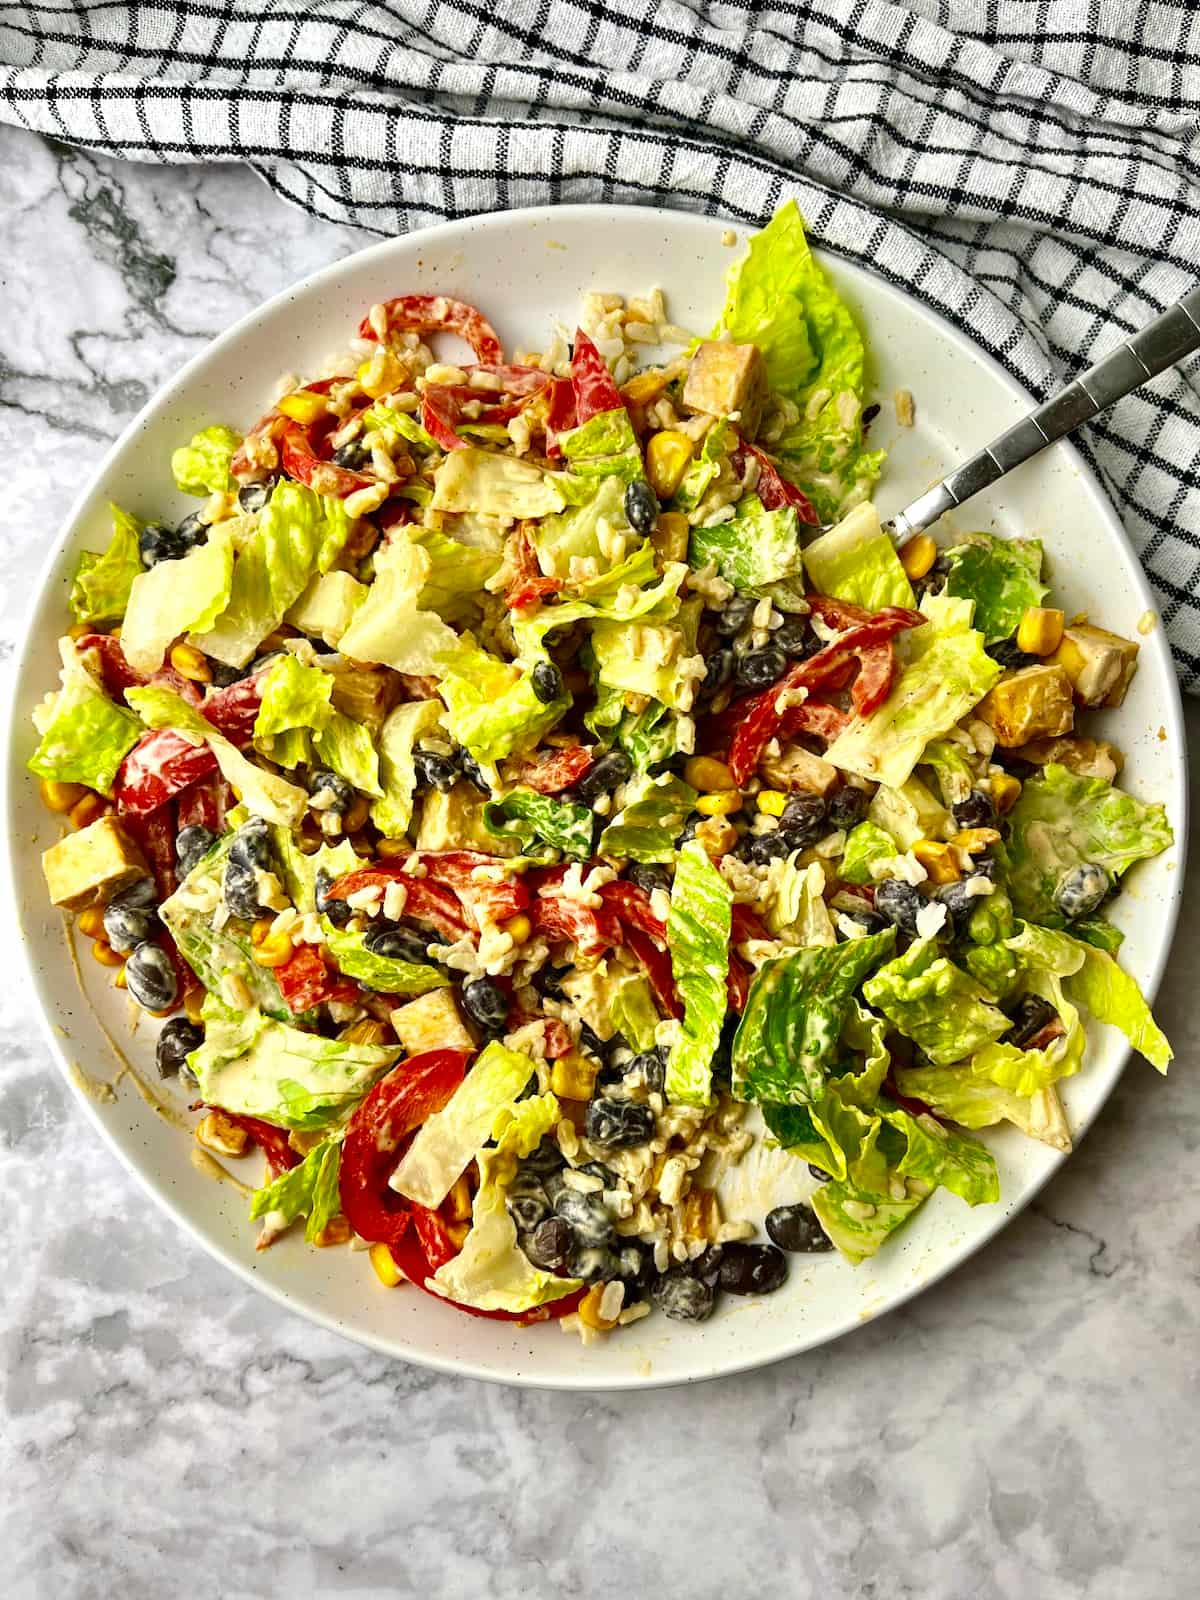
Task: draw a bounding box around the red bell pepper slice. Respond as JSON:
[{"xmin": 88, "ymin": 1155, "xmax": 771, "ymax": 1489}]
[
  {"xmin": 114, "ymin": 729, "xmax": 218, "ymax": 819},
  {"xmin": 78, "ymin": 633, "xmax": 203, "ymax": 709},
  {"xmin": 529, "ymin": 894, "xmax": 620, "ymax": 960},
  {"xmin": 505, "ymin": 526, "xmax": 563, "ymax": 611},
  {"xmin": 597, "ymin": 880, "xmax": 667, "ymax": 944},
  {"xmin": 732, "ymin": 440, "xmax": 820, "ymax": 525},
  {"xmin": 215, "ymin": 1111, "xmax": 301, "ymax": 1180},
  {"xmin": 420, "ymin": 390, "xmax": 468, "ymax": 452},
  {"xmin": 726, "ymin": 953, "xmax": 751, "ymax": 1013},
  {"xmin": 124, "ymin": 810, "xmax": 178, "ymax": 901},
  {"xmin": 175, "ymin": 776, "xmax": 221, "ymax": 832},
  {"xmin": 357, "ymin": 295, "xmax": 503, "ymax": 363},
  {"xmin": 279, "ymin": 423, "xmax": 375, "ymax": 498},
  {"xmin": 506, "ymin": 745, "xmax": 593, "ymax": 795},
  {"xmin": 570, "ymin": 329, "xmax": 625, "ymax": 425},
  {"xmin": 274, "ymin": 944, "xmax": 361, "ymax": 1015},
  {"xmin": 421, "ymin": 364, "xmax": 550, "ymax": 454},
  {"xmin": 624, "ymin": 925, "xmax": 683, "ymax": 1019},
  {"xmin": 338, "ymin": 1049, "xmax": 470, "ymax": 1246},
  {"xmin": 326, "ymin": 866, "xmax": 474, "ymax": 943},
  {"xmin": 731, "ymin": 904, "xmax": 770, "ymax": 944},
  {"xmin": 544, "ymin": 376, "xmax": 578, "ymax": 458},
  {"xmin": 201, "ymin": 675, "xmax": 265, "ymax": 745}
]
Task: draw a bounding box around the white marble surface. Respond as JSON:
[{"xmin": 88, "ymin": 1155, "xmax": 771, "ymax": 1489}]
[{"xmin": 2, "ymin": 122, "xmax": 1198, "ymax": 1600}]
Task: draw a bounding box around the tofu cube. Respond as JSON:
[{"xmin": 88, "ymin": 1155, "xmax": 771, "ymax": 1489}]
[
  {"xmin": 978, "ymin": 665, "xmax": 1075, "ymax": 748},
  {"xmin": 759, "ymin": 742, "xmax": 841, "ymax": 796},
  {"xmin": 682, "ymin": 342, "xmax": 768, "ymax": 435},
  {"xmin": 1049, "ymin": 624, "xmax": 1139, "ymax": 708},
  {"xmin": 390, "ymin": 988, "xmax": 475, "ymax": 1055},
  {"xmin": 41, "ymin": 815, "xmax": 148, "ymax": 912},
  {"xmin": 329, "ymin": 665, "xmax": 399, "ymax": 736}
]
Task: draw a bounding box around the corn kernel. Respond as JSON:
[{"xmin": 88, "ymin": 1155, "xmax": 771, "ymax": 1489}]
[
  {"xmin": 911, "ymin": 839, "xmax": 960, "ymax": 884},
  {"xmin": 683, "ymin": 755, "xmax": 735, "ymax": 791},
  {"xmin": 695, "ymin": 817, "xmax": 739, "ymax": 859},
  {"xmin": 621, "ymin": 368, "xmax": 670, "ymax": 405},
  {"xmin": 1017, "ymin": 606, "xmax": 1066, "ymax": 657},
  {"xmin": 754, "ymin": 789, "xmax": 788, "ymax": 817},
  {"xmin": 356, "ymin": 348, "xmax": 406, "ymax": 401},
  {"xmin": 252, "ymin": 932, "xmax": 294, "ymax": 968},
  {"xmin": 313, "ymin": 1217, "xmax": 353, "ymax": 1248},
  {"xmin": 651, "ymin": 511, "xmax": 690, "ymax": 565},
  {"xmin": 40, "ymin": 778, "xmax": 87, "ymax": 814},
  {"xmin": 69, "ymin": 792, "xmax": 109, "ymax": 830},
  {"xmin": 447, "ymin": 1174, "xmax": 473, "ymax": 1223},
  {"xmin": 502, "ymin": 912, "xmax": 532, "ymax": 945},
  {"xmin": 899, "ymin": 533, "xmax": 938, "ymax": 581},
  {"xmin": 339, "ymin": 1018, "xmax": 389, "ymax": 1046},
  {"xmin": 184, "ymin": 986, "xmax": 205, "ymax": 1024},
  {"xmin": 276, "ymin": 389, "xmax": 329, "ymax": 425},
  {"xmin": 169, "ymin": 642, "xmax": 212, "ymax": 684},
  {"xmin": 950, "ymin": 827, "xmax": 1001, "ymax": 855},
  {"xmin": 77, "ymin": 905, "xmax": 107, "ymax": 939},
  {"xmin": 696, "ymin": 790, "xmax": 742, "ymax": 817},
  {"xmin": 551, "ymin": 1050, "xmax": 599, "ymax": 1102},
  {"xmin": 113, "ymin": 965, "xmax": 128, "ymax": 990},
  {"xmin": 578, "ymin": 1282, "xmax": 619, "ymax": 1332},
  {"xmin": 196, "ymin": 1110, "xmax": 250, "ymax": 1158},
  {"xmin": 92, "ymin": 938, "xmax": 123, "ymax": 967},
  {"xmin": 341, "ymin": 796, "xmax": 370, "ymax": 834},
  {"xmin": 989, "ymin": 772, "xmax": 1022, "ymax": 813},
  {"xmin": 250, "ymin": 916, "xmax": 274, "ymax": 948},
  {"xmin": 683, "ymin": 1188, "xmax": 721, "ymax": 1242},
  {"xmin": 376, "ymin": 836, "xmax": 409, "ymax": 857},
  {"xmin": 645, "ymin": 430, "xmax": 695, "ymax": 500},
  {"xmin": 370, "ymin": 1241, "xmax": 403, "ymax": 1287}
]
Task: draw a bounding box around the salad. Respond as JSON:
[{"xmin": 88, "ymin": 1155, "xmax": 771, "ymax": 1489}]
[{"xmin": 30, "ymin": 203, "xmax": 1174, "ymax": 1340}]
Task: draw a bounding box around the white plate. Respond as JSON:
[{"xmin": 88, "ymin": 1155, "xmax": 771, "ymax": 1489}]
[{"xmin": 3, "ymin": 205, "xmax": 1186, "ymax": 1389}]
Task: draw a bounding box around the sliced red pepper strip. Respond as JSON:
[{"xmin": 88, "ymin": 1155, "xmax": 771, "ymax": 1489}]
[
  {"xmin": 338, "ymin": 1048, "xmax": 471, "ymax": 1246},
  {"xmin": 570, "ymin": 329, "xmax": 625, "ymax": 425},
  {"xmin": 325, "ymin": 866, "xmax": 474, "ymax": 943},
  {"xmin": 544, "ymin": 375, "xmax": 578, "ymax": 458},
  {"xmin": 124, "ymin": 810, "xmax": 177, "ymax": 901},
  {"xmin": 726, "ymin": 953, "xmax": 751, "ymax": 1014},
  {"xmin": 732, "ymin": 440, "xmax": 820, "ymax": 525},
  {"xmin": 279, "ymin": 423, "xmax": 375, "ymax": 498},
  {"xmin": 506, "ymin": 745, "xmax": 592, "ymax": 795},
  {"xmin": 175, "ymin": 776, "xmax": 221, "ymax": 832},
  {"xmin": 358, "ymin": 295, "xmax": 503, "ymax": 363},
  {"xmin": 597, "ymin": 880, "xmax": 667, "ymax": 944},
  {"xmin": 624, "ymin": 925, "xmax": 683, "ymax": 1020},
  {"xmin": 328, "ymin": 853, "xmax": 523, "ymax": 932},
  {"xmin": 421, "ymin": 390, "xmax": 469, "ymax": 453},
  {"xmin": 274, "ymin": 944, "xmax": 360, "ymax": 1015},
  {"xmin": 114, "ymin": 729, "xmax": 218, "ymax": 819},
  {"xmin": 77, "ymin": 633, "xmax": 203, "ymax": 709},
  {"xmin": 200, "ymin": 674, "xmax": 266, "ymax": 746},
  {"xmin": 213, "ymin": 1111, "xmax": 301, "ymax": 1179},
  {"xmin": 505, "ymin": 526, "xmax": 562, "ymax": 611},
  {"xmin": 779, "ymin": 699, "xmax": 852, "ymax": 743},
  {"xmin": 529, "ymin": 894, "xmax": 619, "ymax": 960},
  {"xmin": 730, "ymin": 904, "xmax": 770, "ymax": 944}
]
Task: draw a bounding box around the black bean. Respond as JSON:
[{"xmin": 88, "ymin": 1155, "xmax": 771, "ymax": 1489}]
[
  {"xmin": 712, "ymin": 596, "xmax": 755, "ymax": 637},
  {"xmin": 614, "ymin": 1242, "xmax": 656, "ymax": 1294},
  {"xmin": 103, "ymin": 899, "xmax": 157, "ymax": 955},
  {"xmin": 531, "ymin": 661, "xmax": 564, "ymax": 704},
  {"xmin": 1003, "ymin": 993, "xmax": 1060, "ymax": 1049},
  {"xmin": 584, "ymin": 1097, "xmax": 655, "ymax": 1150},
  {"xmin": 457, "ymin": 750, "xmax": 491, "ymax": 793},
  {"xmin": 156, "ymin": 1017, "xmax": 203, "ymax": 1078},
  {"xmin": 986, "ymin": 638, "xmax": 1039, "ymax": 670},
  {"xmin": 735, "ymin": 645, "xmax": 786, "ymax": 690},
  {"xmin": 807, "ymin": 1165, "xmax": 833, "ymax": 1184},
  {"xmin": 364, "ymin": 924, "xmax": 431, "ymax": 964},
  {"xmin": 952, "ymin": 789, "xmax": 997, "ymax": 830},
  {"xmin": 554, "ymin": 1187, "xmax": 615, "ymax": 1247},
  {"xmin": 237, "ymin": 480, "xmax": 275, "ymax": 513},
  {"xmin": 522, "ymin": 1217, "xmax": 573, "ymax": 1272},
  {"xmin": 766, "ymin": 1203, "xmax": 833, "ymax": 1252},
  {"xmin": 520, "ymin": 1137, "xmax": 566, "ymax": 1177},
  {"xmin": 315, "ymin": 868, "xmax": 352, "ymax": 928},
  {"xmin": 651, "ymin": 1268, "xmax": 716, "ymax": 1322},
  {"xmin": 773, "ymin": 619, "xmax": 817, "ymax": 658},
  {"xmin": 827, "ymin": 786, "xmax": 868, "ymax": 830},
  {"xmin": 627, "ymin": 863, "xmax": 671, "ymax": 895},
  {"xmin": 616, "ymin": 1049, "xmax": 665, "ymax": 1095},
  {"xmin": 779, "ymin": 792, "xmax": 828, "ymax": 842},
  {"xmin": 576, "ymin": 1160, "xmax": 618, "ymax": 1189},
  {"xmin": 413, "ymin": 749, "xmax": 459, "ymax": 793},
  {"xmin": 874, "ymin": 877, "xmax": 923, "ymax": 936},
  {"xmin": 624, "ymin": 478, "xmax": 660, "ymax": 536},
  {"xmin": 739, "ymin": 830, "xmax": 790, "ymax": 865},
  {"xmin": 309, "ymin": 768, "xmax": 354, "ymax": 813},
  {"xmin": 839, "ymin": 907, "xmax": 887, "ymax": 938},
  {"xmin": 507, "ymin": 1182, "xmax": 551, "ymax": 1233},
  {"xmin": 709, "ymin": 1011, "xmax": 739, "ymax": 1093},
  {"xmin": 125, "ymin": 943, "xmax": 179, "ymax": 1013},
  {"xmin": 701, "ymin": 649, "xmax": 734, "ymax": 697},
  {"xmin": 176, "ymin": 824, "xmax": 219, "ymax": 879},
  {"xmin": 576, "ymin": 750, "xmax": 632, "ymax": 804},
  {"xmin": 461, "ymin": 977, "xmax": 509, "ymax": 1033},
  {"xmin": 936, "ymin": 876, "xmax": 987, "ymax": 928},
  {"xmin": 861, "ymin": 402, "xmax": 881, "ymax": 427},
  {"xmin": 228, "ymin": 817, "xmax": 273, "ymax": 872},
  {"xmin": 223, "ymin": 858, "xmax": 264, "ymax": 922},
  {"xmin": 109, "ymin": 876, "xmax": 157, "ymax": 911},
  {"xmin": 567, "ymin": 1245, "xmax": 622, "ymax": 1282},
  {"xmin": 577, "ymin": 1020, "xmax": 610, "ymax": 1060},
  {"xmin": 1054, "ymin": 863, "xmax": 1110, "ymax": 920},
  {"xmin": 138, "ymin": 518, "xmax": 207, "ymax": 569},
  {"xmin": 716, "ymin": 1241, "xmax": 788, "ymax": 1295},
  {"xmin": 332, "ymin": 437, "xmax": 371, "ymax": 469},
  {"xmin": 531, "ymin": 963, "xmax": 567, "ymax": 1001}
]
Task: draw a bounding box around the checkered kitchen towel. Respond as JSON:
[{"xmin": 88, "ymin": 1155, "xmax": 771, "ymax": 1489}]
[{"xmin": 4, "ymin": 2, "xmax": 1200, "ymax": 686}]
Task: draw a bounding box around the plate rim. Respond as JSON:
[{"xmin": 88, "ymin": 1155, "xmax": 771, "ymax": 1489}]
[{"xmin": 3, "ymin": 201, "xmax": 1187, "ymax": 1390}]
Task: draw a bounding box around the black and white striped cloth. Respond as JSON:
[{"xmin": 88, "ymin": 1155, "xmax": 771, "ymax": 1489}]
[{"xmin": 4, "ymin": 2, "xmax": 1200, "ymax": 686}]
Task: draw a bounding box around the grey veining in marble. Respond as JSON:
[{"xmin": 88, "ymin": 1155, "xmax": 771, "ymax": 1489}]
[{"xmin": 1, "ymin": 123, "xmax": 1198, "ymax": 1600}]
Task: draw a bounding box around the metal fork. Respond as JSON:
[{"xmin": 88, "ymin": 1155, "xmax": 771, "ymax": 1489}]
[{"xmin": 882, "ymin": 285, "xmax": 1200, "ymax": 546}]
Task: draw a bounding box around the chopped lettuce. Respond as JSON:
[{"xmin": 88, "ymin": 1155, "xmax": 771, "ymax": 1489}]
[
  {"xmin": 171, "ymin": 424, "xmax": 241, "ymax": 497},
  {"xmin": 589, "ymin": 595, "xmax": 700, "ymax": 713},
  {"xmin": 609, "ymin": 972, "xmax": 662, "ymax": 1053},
  {"xmin": 867, "ymin": 775, "xmax": 948, "ymax": 851},
  {"xmin": 484, "ymin": 787, "xmax": 594, "ymax": 859},
  {"xmin": 838, "ymin": 820, "xmax": 898, "ymax": 885},
  {"xmin": 882, "ymin": 1105, "xmax": 1000, "ymax": 1206},
  {"xmin": 121, "ymin": 523, "xmax": 235, "ymax": 676},
  {"xmin": 371, "ymin": 699, "xmax": 444, "ymax": 840},
  {"xmin": 249, "ymin": 1135, "xmax": 342, "ymax": 1245},
  {"xmin": 672, "ymin": 420, "xmax": 732, "ymax": 513},
  {"xmin": 1002, "ymin": 764, "xmax": 1173, "ymax": 927},
  {"xmin": 689, "ymin": 496, "xmax": 803, "ymax": 592},
  {"xmin": 269, "ymin": 832, "xmax": 358, "ymax": 917},
  {"xmin": 69, "ymin": 504, "xmax": 144, "ymax": 625},
  {"xmin": 533, "ymin": 475, "xmax": 635, "ymax": 575},
  {"xmin": 313, "ymin": 711, "xmax": 383, "ymax": 799},
  {"xmin": 597, "ymin": 773, "xmax": 697, "ymax": 863},
  {"xmin": 438, "ymin": 643, "xmax": 566, "ymax": 763},
  {"xmin": 431, "ymin": 446, "xmax": 566, "ymax": 520},
  {"xmin": 286, "ymin": 570, "xmax": 367, "ymax": 648},
  {"xmin": 920, "ymin": 739, "xmax": 978, "ymax": 807},
  {"xmin": 892, "ymin": 1064, "xmax": 1072, "ymax": 1152},
  {"xmin": 807, "ymin": 1112, "xmax": 925, "ymax": 1262},
  {"xmin": 557, "ymin": 408, "xmax": 643, "ymax": 480},
  {"xmin": 28, "ymin": 640, "xmax": 142, "ymax": 797},
  {"xmin": 801, "ymin": 503, "xmax": 915, "ymax": 612},
  {"xmin": 943, "ymin": 533, "xmax": 1047, "ymax": 643},
  {"xmin": 409, "ymin": 526, "xmax": 502, "ymax": 623},
  {"xmin": 361, "ymin": 401, "xmax": 439, "ymax": 454},
  {"xmin": 862, "ymin": 939, "xmax": 1010, "ymax": 1066},
  {"xmin": 390, "ymin": 1041, "xmax": 536, "ymax": 1208},
  {"xmin": 323, "ymin": 924, "xmax": 449, "ymax": 996},
  {"xmin": 332, "ymin": 532, "xmax": 460, "ymax": 676},
  {"xmin": 765, "ymin": 858, "xmax": 836, "ymax": 944},
  {"xmin": 664, "ymin": 842, "xmax": 733, "ymax": 1107},
  {"xmin": 253, "ymin": 653, "xmax": 334, "ymax": 749}
]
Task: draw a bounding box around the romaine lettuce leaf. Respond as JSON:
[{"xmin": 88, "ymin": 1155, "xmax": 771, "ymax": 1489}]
[
  {"xmin": 361, "ymin": 401, "xmax": 439, "ymax": 454},
  {"xmin": 891, "ymin": 1064, "xmax": 1072, "ymax": 1151},
  {"xmin": 765, "ymin": 858, "xmax": 837, "ymax": 944},
  {"xmin": 690, "ymin": 495, "xmax": 803, "ymax": 591},
  {"xmin": 533, "ymin": 475, "xmax": 635, "ymax": 574},
  {"xmin": 867, "ymin": 775, "xmax": 948, "ymax": 851},
  {"xmin": 862, "ymin": 939, "xmax": 1010, "ymax": 1066},
  {"xmin": 286, "ymin": 570, "xmax": 367, "ymax": 648},
  {"xmin": 588, "ymin": 592, "xmax": 700, "ymax": 712},
  {"xmin": 943, "ymin": 533, "xmax": 1047, "ymax": 643},
  {"xmin": 171, "ymin": 424, "xmax": 241, "ymax": 497},
  {"xmin": 672, "ymin": 420, "xmax": 732, "ymax": 513},
  {"xmin": 438, "ymin": 643, "xmax": 566, "ymax": 764},
  {"xmin": 121, "ymin": 522, "xmax": 235, "ymax": 676},
  {"xmin": 484, "ymin": 787, "xmax": 594, "ymax": 859},
  {"xmin": 69, "ymin": 504, "xmax": 144, "ymax": 625},
  {"xmin": 371, "ymin": 699, "xmax": 444, "ymax": 840},
  {"xmin": 313, "ymin": 711, "xmax": 382, "ymax": 799},
  {"xmin": 330, "ymin": 531, "xmax": 461, "ymax": 676},
  {"xmin": 249, "ymin": 1135, "xmax": 342, "ymax": 1244},
  {"xmin": 253, "ymin": 653, "xmax": 334, "ymax": 744},
  {"xmin": 269, "ymin": 831, "xmax": 359, "ymax": 917},
  {"xmin": 408, "ymin": 525, "xmax": 502, "ymax": 623},
  {"xmin": 919, "ymin": 739, "xmax": 978, "ymax": 807},
  {"xmin": 557, "ymin": 408, "xmax": 643, "ymax": 481},
  {"xmin": 322, "ymin": 924, "xmax": 449, "ymax": 996},
  {"xmin": 838, "ymin": 820, "xmax": 897, "ymax": 885},
  {"xmin": 28, "ymin": 640, "xmax": 142, "ymax": 797},
  {"xmin": 431, "ymin": 446, "xmax": 566, "ymax": 519},
  {"xmin": 664, "ymin": 842, "xmax": 733, "ymax": 1107},
  {"xmin": 609, "ymin": 972, "xmax": 661, "ymax": 1053},
  {"xmin": 801, "ymin": 503, "xmax": 915, "ymax": 612},
  {"xmin": 597, "ymin": 774, "xmax": 697, "ymax": 863},
  {"xmin": 882, "ymin": 1104, "xmax": 1000, "ymax": 1206}
]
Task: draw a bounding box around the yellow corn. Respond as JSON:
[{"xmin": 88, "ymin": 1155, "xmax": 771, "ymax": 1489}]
[
  {"xmin": 447, "ymin": 1174, "xmax": 473, "ymax": 1223},
  {"xmin": 340, "ymin": 1018, "xmax": 389, "ymax": 1046},
  {"xmin": 578, "ymin": 1283, "xmax": 620, "ymax": 1332},
  {"xmin": 989, "ymin": 772, "xmax": 1022, "ymax": 814},
  {"xmin": 950, "ymin": 826, "xmax": 1001, "ymax": 855},
  {"xmin": 683, "ymin": 755, "xmax": 735, "ymax": 791},
  {"xmin": 276, "ymin": 389, "xmax": 329, "ymax": 425},
  {"xmin": 551, "ymin": 1050, "xmax": 600, "ymax": 1102},
  {"xmin": 370, "ymin": 1241, "xmax": 403, "ymax": 1287},
  {"xmin": 92, "ymin": 938, "xmax": 124, "ymax": 967},
  {"xmin": 1016, "ymin": 606, "xmax": 1066, "ymax": 656},
  {"xmin": 683, "ymin": 1188, "xmax": 721, "ymax": 1243},
  {"xmin": 912, "ymin": 838, "xmax": 960, "ymax": 884},
  {"xmin": 651, "ymin": 510, "xmax": 690, "ymax": 564},
  {"xmin": 621, "ymin": 368, "xmax": 670, "ymax": 405},
  {"xmin": 169, "ymin": 642, "xmax": 212, "ymax": 684},
  {"xmin": 113, "ymin": 965, "xmax": 128, "ymax": 990},
  {"xmin": 341, "ymin": 795, "xmax": 370, "ymax": 834},
  {"xmin": 376, "ymin": 836, "xmax": 409, "ymax": 857},
  {"xmin": 645, "ymin": 430, "xmax": 695, "ymax": 500},
  {"xmin": 755, "ymin": 789, "xmax": 788, "ymax": 817},
  {"xmin": 313, "ymin": 1217, "xmax": 353, "ymax": 1248},
  {"xmin": 899, "ymin": 533, "xmax": 938, "ymax": 581},
  {"xmin": 196, "ymin": 1110, "xmax": 251, "ymax": 1158},
  {"xmin": 695, "ymin": 817, "xmax": 739, "ymax": 859},
  {"xmin": 356, "ymin": 348, "xmax": 406, "ymax": 400},
  {"xmin": 696, "ymin": 790, "xmax": 742, "ymax": 817},
  {"xmin": 39, "ymin": 778, "xmax": 87, "ymax": 814},
  {"xmin": 67, "ymin": 622, "xmax": 93, "ymax": 640},
  {"xmin": 69, "ymin": 792, "xmax": 108, "ymax": 830},
  {"xmin": 252, "ymin": 931, "xmax": 294, "ymax": 969},
  {"xmin": 77, "ymin": 905, "xmax": 107, "ymax": 939},
  {"xmin": 502, "ymin": 912, "xmax": 532, "ymax": 945},
  {"xmin": 250, "ymin": 916, "xmax": 274, "ymax": 948}
]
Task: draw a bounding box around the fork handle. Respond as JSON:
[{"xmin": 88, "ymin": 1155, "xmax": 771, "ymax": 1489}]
[{"xmin": 889, "ymin": 285, "xmax": 1200, "ymax": 544}]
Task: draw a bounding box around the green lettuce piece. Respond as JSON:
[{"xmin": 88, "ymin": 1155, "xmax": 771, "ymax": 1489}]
[
  {"xmin": 1073, "ymin": 916, "xmax": 1125, "ymax": 955},
  {"xmin": 764, "ymin": 1004, "xmax": 890, "ymax": 1158},
  {"xmin": 483, "ymin": 788, "xmax": 594, "ymax": 859},
  {"xmin": 610, "ymin": 973, "xmax": 661, "ymax": 1053},
  {"xmin": 313, "ymin": 711, "xmax": 382, "ymax": 799},
  {"xmin": 765, "ymin": 858, "xmax": 836, "ymax": 944},
  {"xmin": 863, "ymin": 939, "xmax": 1010, "ymax": 1066},
  {"xmin": 511, "ymin": 544, "xmax": 682, "ymax": 661},
  {"xmin": 919, "ymin": 739, "xmax": 978, "ymax": 807},
  {"xmin": 269, "ymin": 832, "xmax": 359, "ymax": 917},
  {"xmin": 249, "ymin": 1136, "xmax": 342, "ymax": 1244},
  {"xmin": 892, "ymin": 1064, "xmax": 1072, "ymax": 1151},
  {"xmin": 837, "ymin": 1001, "xmax": 892, "ymax": 1108},
  {"xmin": 664, "ymin": 842, "xmax": 733, "ymax": 1107},
  {"xmin": 533, "ymin": 475, "xmax": 635, "ymax": 574},
  {"xmin": 961, "ymin": 883, "xmax": 1020, "ymax": 999},
  {"xmin": 801, "ymin": 503, "xmax": 915, "ymax": 612},
  {"xmin": 361, "ymin": 401, "xmax": 439, "ymax": 454},
  {"xmin": 944, "ymin": 533, "xmax": 1047, "ymax": 643},
  {"xmin": 732, "ymin": 929, "xmax": 895, "ymax": 1105},
  {"xmin": 323, "ymin": 924, "xmax": 449, "ymax": 996},
  {"xmin": 438, "ymin": 643, "xmax": 566, "ymax": 763},
  {"xmin": 126, "ymin": 685, "xmax": 307, "ymax": 826},
  {"xmin": 69, "ymin": 504, "xmax": 144, "ymax": 625},
  {"xmin": 27, "ymin": 640, "xmax": 142, "ymax": 797},
  {"xmin": 188, "ymin": 1002, "xmax": 399, "ymax": 1129},
  {"xmin": 171, "ymin": 424, "xmax": 241, "ymax": 497},
  {"xmin": 588, "ymin": 593, "xmax": 700, "ymax": 712},
  {"xmin": 689, "ymin": 496, "xmax": 803, "ymax": 592},
  {"xmin": 371, "ymin": 699, "xmax": 444, "ymax": 840},
  {"xmin": 883, "ymin": 1104, "xmax": 1000, "ymax": 1206},
  {"xmin": 431, "ymin": 445, "xmax": 566, "ymax": 519},
  {"xmin": 121, "ymin": 523, "xmax": 235, "ymax": 676},
  {"xmin": 672, "ymin": 420, "xmax": 732, "ymax": 513},
  {"xmin": 557, "ymin": 408, "xmax": 643, "ymax": 480},
  {"xmin": 194, "ymin": 482, "xmax": 351, "ymax": 667},
  {"xmin": 253, "ymin": 654, "xmax": 334, "ymax": 743},
  {"xmin": 808, "ymin": 1115, "xmax": 925, "ymax": 1262},
  {"xmin": 335, "ymin": 531, "xmax": 461, "ymax": 676},
  {"xmin": 429, "ymin": 1093, "xmax": 584, "ymax": 1313},
  {"xmin": 286, "ymin": 570, "xmax": 367, "ymax": 648},
  {"xmin": 597, "ymin": 774, "xmax": 697, "ymax": 863},
  {"xmin": 390, "ymin": 1042, "xmax": 537, "ymax": 1208},
  {"xmin": 614, "ymin": 700, "xmax": 680, "ymax": 771},
  {"xmin": 867, "ymin": 775, "xmax": 948, "ymax": 851},
  {"xmin": 839, "ymin": 820, "xmax": 898, "ymax": 885},
  {"xmin": 1002, "ymin": 764, "xmax": 1173, "ymax": 927},
  {"xmin": 409, "ymin": 526, "xmax": 502, "ymax": 624},
  {"xmin": 824, "ymin": 592, "xmax": 1001, "ymax": 789},
  {"xmin": 563, "ymin": 962, "xmax": 661, "ymax": 1052}
]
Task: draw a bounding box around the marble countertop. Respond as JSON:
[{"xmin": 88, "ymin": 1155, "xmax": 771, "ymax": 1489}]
[{"xmin": 2, "ymin": 122, "xmax": 1197, "ymax": 1600}]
